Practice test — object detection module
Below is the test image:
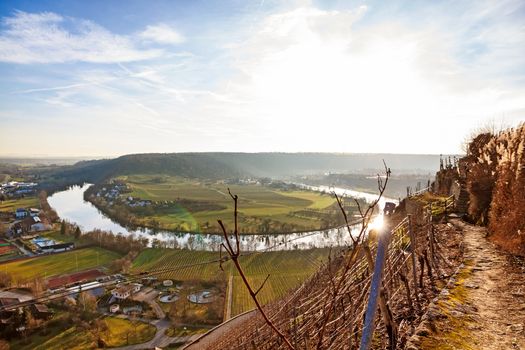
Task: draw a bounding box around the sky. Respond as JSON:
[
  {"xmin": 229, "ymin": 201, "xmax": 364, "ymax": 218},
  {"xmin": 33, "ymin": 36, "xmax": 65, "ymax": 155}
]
[{"xmin": 0, "ymin": 0, "xmax": 524, "ymax": 157}]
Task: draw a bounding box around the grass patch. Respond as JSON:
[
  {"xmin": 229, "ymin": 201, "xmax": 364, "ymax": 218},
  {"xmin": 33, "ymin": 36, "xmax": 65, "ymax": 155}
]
[
  {"xmin": 12, "ymin": 316, "xmax": 156, "ymax": 350},
  {"xmin": 0, "ymin": 196, "xmax": 39, "ymax": 212},
  {"xmin": 421, "ymin": 263, "xmax": 478, "ymax": 350},
  {"xmin": 102, "ymin": 317, "xmax": 156, "ymax": 347},
  {"xmin": 165, "ymin": 325, "xmax": 211, "ymax": 337},
  {"xmin": 1, "ymin": 247, "xmax": 121, "ymax": 281}
]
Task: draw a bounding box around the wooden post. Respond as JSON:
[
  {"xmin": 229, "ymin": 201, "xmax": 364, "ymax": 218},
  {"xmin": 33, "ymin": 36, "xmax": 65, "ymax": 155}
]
[
  {"xmin": 407, "ymin": 215, "xmax": 420, "ymax": 306},
  {"xmin": 359, "ymin": 228, "xmax": 392, "ymax": 350}
]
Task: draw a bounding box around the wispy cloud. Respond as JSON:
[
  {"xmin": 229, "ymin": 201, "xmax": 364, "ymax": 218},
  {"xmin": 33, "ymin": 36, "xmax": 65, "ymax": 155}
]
[
  {"xmin": 139, "ymin": 23, "xmax": 185, "ymax": 45},
  {"xmin": 0, "ymin": 11, "xmax": 163, "ymax": 63}
]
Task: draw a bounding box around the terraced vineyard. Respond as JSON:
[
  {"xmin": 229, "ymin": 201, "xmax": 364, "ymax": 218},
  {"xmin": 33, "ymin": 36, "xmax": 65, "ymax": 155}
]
[{"xmin": 132, "ymin": 248, "xmax": 332, "ymax": 315}]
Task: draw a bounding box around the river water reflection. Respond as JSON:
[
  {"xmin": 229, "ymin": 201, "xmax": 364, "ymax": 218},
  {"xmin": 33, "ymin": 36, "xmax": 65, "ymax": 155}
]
[{"xmin": 47, "ymin": 184, "xmax": 395, "ymax": 252}]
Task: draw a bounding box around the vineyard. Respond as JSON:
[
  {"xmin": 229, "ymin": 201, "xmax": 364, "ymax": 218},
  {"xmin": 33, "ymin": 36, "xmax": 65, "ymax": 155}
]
[
  {"xmin": 132, "ymin": 248, "xmax": 332, "ymax": 315},
  {"xmin": 195, "ymin": 195, "xmax": 464, "ymax": 349}
]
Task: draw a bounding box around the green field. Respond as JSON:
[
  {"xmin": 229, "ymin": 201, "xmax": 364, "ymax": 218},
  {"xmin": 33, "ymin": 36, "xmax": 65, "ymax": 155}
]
[
  {"xmin": 99, "ymin": 174, "xmax": 343, "ymax": 234},
  {"xmin": 132, "ymin": 248, "xmax": 331, "ymax": 315},
  {"xmin": 0, "ymin": 196, "xmax": 40, "ymax": 212},
  {"xmin": 1, "ymin": 247, "xmax": 121, "ymax": 281},
  {"xmin": 10, "ymin": 316, "xmax": 155, "ymax": 350}
]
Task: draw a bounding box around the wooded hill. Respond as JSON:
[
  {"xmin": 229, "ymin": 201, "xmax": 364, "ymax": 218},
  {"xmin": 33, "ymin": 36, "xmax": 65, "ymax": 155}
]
[{"xmin": 38, "ymin": 152, "xmax": 445, "ymax": 188}]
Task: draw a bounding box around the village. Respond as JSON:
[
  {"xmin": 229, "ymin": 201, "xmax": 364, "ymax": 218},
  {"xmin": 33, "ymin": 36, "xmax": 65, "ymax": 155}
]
[{"xmin": 0, "ymin": 183, "xmax": 221, "ymax": 348}]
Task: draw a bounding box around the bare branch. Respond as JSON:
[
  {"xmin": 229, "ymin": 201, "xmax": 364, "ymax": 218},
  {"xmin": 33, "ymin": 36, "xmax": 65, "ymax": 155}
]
[
  {"xmin": 254, "ymin": 274, "xmax": 271, "ymax": 296},
  {"xmin": 218, "ymin": 219, "xmax": 235, "ymax": 257},
  {"xmin": 227, "ymin": 188, "xmax": 240, "ymax": 255},
  {"xmin": 334, "ymin": 193, "xmax": 357, "ymax": 245}
]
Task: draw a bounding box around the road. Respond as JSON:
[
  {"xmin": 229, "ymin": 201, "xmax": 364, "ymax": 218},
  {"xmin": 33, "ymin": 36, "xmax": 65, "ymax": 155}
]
[{"xmin": 132, "ymin": 287, "xmax": 165, "ymax": 319}]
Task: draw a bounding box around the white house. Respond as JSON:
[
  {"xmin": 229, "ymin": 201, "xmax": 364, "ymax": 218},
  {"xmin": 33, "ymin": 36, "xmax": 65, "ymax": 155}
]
[{"xmin": 111, "ymin": 283, "xmax": 142, "ymax": 300}]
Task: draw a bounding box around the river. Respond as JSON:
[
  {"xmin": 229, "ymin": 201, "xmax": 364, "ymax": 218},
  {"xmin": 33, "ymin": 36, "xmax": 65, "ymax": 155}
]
[{"xmin": 47, "ymin": 184, "xmax": 396, "ymax": 252}]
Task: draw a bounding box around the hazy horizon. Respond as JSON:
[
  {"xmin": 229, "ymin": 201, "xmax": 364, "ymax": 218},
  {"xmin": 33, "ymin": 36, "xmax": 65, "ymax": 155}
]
[{"xmin": 0, "ymin": 150, "xmax": 460, "ymax": 159}]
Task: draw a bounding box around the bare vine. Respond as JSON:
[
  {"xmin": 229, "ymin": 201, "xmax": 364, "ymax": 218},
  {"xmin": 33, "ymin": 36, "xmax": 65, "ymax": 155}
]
[{"xmin": 316, "ymin": 161, "xmax": 391, "ymax": 349}]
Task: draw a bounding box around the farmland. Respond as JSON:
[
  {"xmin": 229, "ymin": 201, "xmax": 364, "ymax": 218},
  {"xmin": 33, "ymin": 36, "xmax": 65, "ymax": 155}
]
[
  {"xmin": 87, "ymin": 174, "xmax": 358, "ymax": 234},
  {"xmin": 1, "ymin": 247, "xmax": 121, "ymax": 281},
  {"xmin": 132, "ymin": 247, "xmax": 333, "ymax": 315}
]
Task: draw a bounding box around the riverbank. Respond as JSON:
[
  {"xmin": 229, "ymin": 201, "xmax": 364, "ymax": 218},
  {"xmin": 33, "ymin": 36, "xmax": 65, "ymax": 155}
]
[
  {"xmin": 82, "ymin": 175, "xmax": 359, "ymax": 235},
  {"xmin": 47, "ymin": 184, "xmax": 384, "ymax": 251}
]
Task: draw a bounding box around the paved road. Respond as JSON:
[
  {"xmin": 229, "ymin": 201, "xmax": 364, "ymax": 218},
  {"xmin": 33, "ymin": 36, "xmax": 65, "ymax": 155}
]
[{"xmin": 132, "ymin": 287, "xmax": 165, "ymax": 319}]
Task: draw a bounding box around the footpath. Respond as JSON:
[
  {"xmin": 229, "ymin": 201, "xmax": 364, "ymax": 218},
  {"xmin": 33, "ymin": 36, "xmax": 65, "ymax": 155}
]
[{"xmin": 409, "ymin": 218, "xmax": 525, "ymax": 349}]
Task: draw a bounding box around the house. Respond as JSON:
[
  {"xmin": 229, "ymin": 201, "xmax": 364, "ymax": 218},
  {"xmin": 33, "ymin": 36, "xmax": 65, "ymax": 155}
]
[
  {"xmin": 111, "ymin": 283, "xmax": 142, "ymax": 300},
  {"xmin": 15, "ymin": 208, "xmax": 28, "ymax": 219},
  {"xmin": 20, "ymin": 216, "xmax": 46, "ymax": 232},
  {"xmin": 29, "ymin": 208, "xmax": 40, "ymax": 217},
  {"xmin": 31, "ymin": 304, "xmax": 52, "ymax": 319},
  {"xmin": 10, "ymin": 222, "xmax": 23, "ymax": 236}
]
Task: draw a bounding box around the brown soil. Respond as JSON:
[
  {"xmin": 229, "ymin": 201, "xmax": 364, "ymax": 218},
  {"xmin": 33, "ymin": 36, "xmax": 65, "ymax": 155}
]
[{"xmin": 413, "ymin": 218, "xmax": 525, "ymax": 349}]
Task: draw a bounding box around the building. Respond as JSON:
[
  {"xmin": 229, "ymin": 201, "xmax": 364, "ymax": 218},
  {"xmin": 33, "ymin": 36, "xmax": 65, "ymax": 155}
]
[
  {"xmin": 20, "ymin": 216, "xmax": 46, "ymax": 232},
  {"xmin": 31, "ymin": 304, "xmax": 52, "ymax": 319},
  {"xmin": 29, "ymin": 208, "xmax": 40, "ymax": 217},
  {"xmin": 47, "ymin": 269, "xmax": 106, "ymax": 292},
  {"xmin": 111, "ymin": 283, "xmax": 142, "ymax": 300},
  {"xmin": 39, "ymin": 242, "xmax": 74, "ymax": 253},
  {"xmin": 15, "ymin": 208, "xmax": 28, "ymax": 219}
]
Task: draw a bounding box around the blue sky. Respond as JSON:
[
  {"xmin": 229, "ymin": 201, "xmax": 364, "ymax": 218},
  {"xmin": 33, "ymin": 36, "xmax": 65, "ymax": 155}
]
[{"xmin": 0, "ymin": 0, "xmax": 524, "ymax": 157}]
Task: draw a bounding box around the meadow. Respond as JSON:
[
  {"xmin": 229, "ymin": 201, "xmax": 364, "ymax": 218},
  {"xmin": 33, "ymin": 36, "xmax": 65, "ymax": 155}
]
[
  {"xmin": 0, "ymin": 196, "xmax": 40, "ymax": 212},
  {"xmin": 10, "ymin": 316, "xmax": 155, "ymax": 350},
  {"xmin": 1, "ymin": 247, "xmax": 121, "ymax": 281},
  {"xmin": 132, "ymin": 247, "xmax": 333, "ymax": 315},
  {"xmin": 104, "ymin": 174, "xmax": 345, "ymax": 234}
]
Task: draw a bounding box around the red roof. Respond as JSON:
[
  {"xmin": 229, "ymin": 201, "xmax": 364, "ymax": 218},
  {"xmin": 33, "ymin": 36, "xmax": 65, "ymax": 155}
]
[{"xmin": 47, "ymin": 269, "xmax": 106, "ymax": 290}]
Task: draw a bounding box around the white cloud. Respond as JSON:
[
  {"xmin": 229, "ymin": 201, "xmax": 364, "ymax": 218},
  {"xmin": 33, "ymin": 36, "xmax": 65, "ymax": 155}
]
[
  {"xmin": 139, "ymin": 23, "xmax": 185, "ymax": 45},
  {"xmin": 207, "ymin": 3, "xmax": 525, "ymax": 153},
  {"xmin": 0, "ymin": 11, "xmax": 162, "ymax": 63}
]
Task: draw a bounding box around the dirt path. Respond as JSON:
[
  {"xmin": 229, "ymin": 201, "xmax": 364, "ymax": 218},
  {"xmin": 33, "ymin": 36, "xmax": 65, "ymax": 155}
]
[
  {"xmin": 224, "ymin": 274, "xmax": 233, "ymax": 320},
  {"xmin": 412, "ymin": 219, "xmax": 525, "ymax": 349}
]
